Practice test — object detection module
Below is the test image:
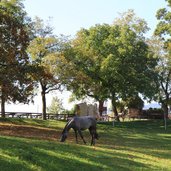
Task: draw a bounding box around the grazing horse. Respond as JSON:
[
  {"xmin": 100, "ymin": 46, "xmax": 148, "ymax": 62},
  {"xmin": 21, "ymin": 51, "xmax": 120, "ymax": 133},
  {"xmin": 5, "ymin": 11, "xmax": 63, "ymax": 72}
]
[{"xmin": 60, "ymin": 116, "xmax": 99, "ymax": 145}]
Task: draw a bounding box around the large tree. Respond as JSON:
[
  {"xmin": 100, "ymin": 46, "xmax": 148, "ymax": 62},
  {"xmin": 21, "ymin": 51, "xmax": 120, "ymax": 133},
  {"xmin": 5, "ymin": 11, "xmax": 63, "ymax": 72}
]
[
  {"xmin": 154, "ymin": 0, "xmax": 171, "ymax": 125},
  {"xmin": 101, "ymin": 11, "xmax": 157, "ymax": 119},
  {"xmin": 58, "ymin": 10, "xmax": 157, "ymax": 120},
  {"xmin": 0, "ymin": 0, "xmax": 35, "ymax": 117},
  {"xmin": 56, "ymin": 27, "xmax": 110, "ymax": 116},
  {"xmin": 28, "ymin": 17, "xmax": 61, "ymax": 120}
]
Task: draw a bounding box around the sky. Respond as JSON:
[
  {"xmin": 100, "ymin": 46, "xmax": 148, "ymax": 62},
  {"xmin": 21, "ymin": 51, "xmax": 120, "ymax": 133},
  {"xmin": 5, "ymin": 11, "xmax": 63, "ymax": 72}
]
[
  {"xmin": 23, "ymin": 0, "xmax": 166, "ymax": 37},
  {"xmin": 6, "ymin": 0, "xmax": 165, "ymax": 112}
]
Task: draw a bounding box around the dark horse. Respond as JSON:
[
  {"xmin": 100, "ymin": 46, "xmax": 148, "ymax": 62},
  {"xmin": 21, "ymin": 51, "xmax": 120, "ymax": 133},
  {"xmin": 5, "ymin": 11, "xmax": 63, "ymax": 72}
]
[{"xmin": 60, "ymin": 116, "xmax": 99, "ymax": 145}]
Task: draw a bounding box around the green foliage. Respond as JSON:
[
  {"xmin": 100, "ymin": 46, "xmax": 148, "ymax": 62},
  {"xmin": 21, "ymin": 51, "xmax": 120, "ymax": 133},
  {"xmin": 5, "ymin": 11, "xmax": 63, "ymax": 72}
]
[
  {"xmin": 155, "ymin": 0, "xmax": 171, "ymax": 40},
  {"xmin": 62, "ymin": 107, "xmax": 76, "ymax": 114},
  {"xmin": 113, "ymin": 9, "xmax": 149, "ymax": 35},
  {"xmin": 47, "ymin": 97, "xmax": 64, "ymax": 114},
  {"xmin": 154, "ymin": 0, "xmax": 171, "ymax": 117},
  {"xmin": 0, "ymin": 0, "xmax": 35, "ymax": 116},
  {"xmin": 101, "ymin": 13, "xmax": 157, "ymax": 100},
  {"xmin": 125, "ymin": 95, "xmax": 144, "ymax": 109},
  {"xmin": 28, "ymin": 17, "xmax": 62, "ymax": 119},
  {"xmin": 155, "ymin": 0, "xmax": 171, "ymax": 56},
  {"xmin": 28, "ymin": 17, "xmax": 60, "ymax": 86},
  {"xmin": 61, "ymin": 11, "xmax": 157, "ymax": 105},
  {"xmin": 55, "ymin": 11, "xmax": 158, "ymax": 119}
]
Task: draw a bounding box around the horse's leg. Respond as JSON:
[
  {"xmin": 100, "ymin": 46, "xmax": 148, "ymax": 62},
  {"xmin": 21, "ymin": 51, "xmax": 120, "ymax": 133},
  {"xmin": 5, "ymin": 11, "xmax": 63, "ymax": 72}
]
[
  {"xmin": 89, "ymin": 128, "xmax": 95, "ymax": 146},
  {"xmin": 78, "ymin": 130, "xmax": 86, "ymax": 144},
  {"xmin": 74, "ymin": 129, "xmax": 78, "ymax": 143}
]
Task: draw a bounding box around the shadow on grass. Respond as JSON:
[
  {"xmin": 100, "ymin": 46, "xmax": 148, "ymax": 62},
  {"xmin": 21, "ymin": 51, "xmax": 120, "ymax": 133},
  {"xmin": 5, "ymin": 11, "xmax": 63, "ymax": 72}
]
[
  {"xmin": 0, "ymin": 135, "xmax": 150, "ymax": 171},
  {"xmin": 0, "ymin": 119, "xmax": 171, "ymax": 171},
  {"xmin": 97, "ymin": 120, "xmax": 171, "ymax": 162}
]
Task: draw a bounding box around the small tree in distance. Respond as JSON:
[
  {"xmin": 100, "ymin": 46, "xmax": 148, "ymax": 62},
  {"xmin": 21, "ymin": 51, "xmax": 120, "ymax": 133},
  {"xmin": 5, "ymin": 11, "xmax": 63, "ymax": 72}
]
[{"xmin": 47, "ymin": 97, "xmax": 64, "ymax": 114}]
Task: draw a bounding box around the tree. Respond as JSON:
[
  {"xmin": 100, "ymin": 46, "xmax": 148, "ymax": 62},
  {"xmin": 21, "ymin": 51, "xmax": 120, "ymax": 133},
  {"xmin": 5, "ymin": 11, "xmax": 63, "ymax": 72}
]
[
  {"xmin": 28, "ymin": 17, "xmax": 61, "ymax": 120},
  {"xmin": 0, "ymin": 0, "xmax": 35, "ymax": 117},
  {"xmin": 154, "ymin": 0, "xmax": 171, "ymax": 122},
  {"xmin": 59, "ymin": 10, "xmax": 157, "ymax": 121},
  {"xmin": 55, "ymin": 26, "xmax": 110, "ymax": 116},
  {"xmin": 125, "ymin": 95, "xmax": 144, "ymax": 109},
  {"xmin": 100, "ymin": 11, "xmax": 157, "ymax": 120},
  {"xmin": 47, "ymin": 97, "xmax": 64, "ymax": 114}
]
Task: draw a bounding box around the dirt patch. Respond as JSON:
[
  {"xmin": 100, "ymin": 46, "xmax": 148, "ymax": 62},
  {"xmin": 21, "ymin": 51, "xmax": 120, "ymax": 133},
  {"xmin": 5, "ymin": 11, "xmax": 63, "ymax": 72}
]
[
  {"xmin": 0, "ymin": 123, "xmax": 91, "ymax": 144},
  {"xmin": 0, "ymin": 123, "xmax": 63, "ymax": 141}
]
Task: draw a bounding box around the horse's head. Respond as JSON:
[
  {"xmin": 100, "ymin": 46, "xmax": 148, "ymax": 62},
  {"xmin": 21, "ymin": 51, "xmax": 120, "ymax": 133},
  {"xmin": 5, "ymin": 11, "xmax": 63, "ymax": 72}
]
[
  {"xmin": 60, "ymin": 131, "xmax": 68, "ymax": 142},
  {"xmin": 60, "ymin": 119, "xmax": 73, "ymax": 142}
]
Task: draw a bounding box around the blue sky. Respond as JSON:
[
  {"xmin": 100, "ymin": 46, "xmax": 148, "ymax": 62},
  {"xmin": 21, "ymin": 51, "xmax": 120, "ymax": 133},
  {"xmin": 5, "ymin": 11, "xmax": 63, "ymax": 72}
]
[{"xmin": 23, "ymin": 0, "xmax": 166, "ymax": 37}]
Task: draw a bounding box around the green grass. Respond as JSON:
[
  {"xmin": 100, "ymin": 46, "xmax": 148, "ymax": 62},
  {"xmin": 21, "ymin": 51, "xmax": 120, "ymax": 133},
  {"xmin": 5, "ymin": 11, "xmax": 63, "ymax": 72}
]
[
  {"xmin": 0, "ymin": 117, "xmax": 65, "ymax": 129},
  {"xmin": 0, "ymin": 118, "xmax": 171, "ymax": 171}
]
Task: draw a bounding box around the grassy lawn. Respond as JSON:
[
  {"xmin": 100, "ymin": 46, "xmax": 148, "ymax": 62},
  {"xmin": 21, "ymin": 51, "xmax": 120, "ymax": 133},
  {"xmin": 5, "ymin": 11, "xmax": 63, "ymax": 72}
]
[{"xmin": 0, "ymin": 118, "xmax": 171, "ymax": 171}]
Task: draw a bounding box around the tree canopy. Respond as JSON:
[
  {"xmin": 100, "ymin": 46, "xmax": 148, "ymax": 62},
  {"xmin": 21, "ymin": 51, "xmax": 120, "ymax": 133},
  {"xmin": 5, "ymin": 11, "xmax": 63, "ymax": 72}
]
[
  {"xmin": 0, "ymin": 2, "xmax": 167, "ymax": 121},
  {"xmin": 56, "ymin": 10, "xmax": 158, "ymax": 119},
  {"xmin": 154, "ymin": 0, "xmax": 171, "ymax": 121},
  {"xmin": 27, "ymin": 17, "xmax": 62, "ymax": 120},
  {"xmin": 0, "ymin": 0, "xmax": 35, "ymax": 117}
]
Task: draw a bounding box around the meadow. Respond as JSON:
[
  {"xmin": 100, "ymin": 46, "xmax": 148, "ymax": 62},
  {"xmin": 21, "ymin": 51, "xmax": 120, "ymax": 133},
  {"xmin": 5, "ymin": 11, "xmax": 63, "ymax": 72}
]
[{"xmin": 0, "ymin": 118, "xmax": 171, "ymax": 171}]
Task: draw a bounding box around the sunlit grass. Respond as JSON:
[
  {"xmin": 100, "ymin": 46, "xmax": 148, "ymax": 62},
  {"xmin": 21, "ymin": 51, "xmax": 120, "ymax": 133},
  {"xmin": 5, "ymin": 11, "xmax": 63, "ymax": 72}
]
[
  {"xmin": 0, "ymin": 119, "xmax": 171, "ymax": 171},
  {"xmin": 0, "ymin": 117, "xmax": 65, "ymax": 129}
]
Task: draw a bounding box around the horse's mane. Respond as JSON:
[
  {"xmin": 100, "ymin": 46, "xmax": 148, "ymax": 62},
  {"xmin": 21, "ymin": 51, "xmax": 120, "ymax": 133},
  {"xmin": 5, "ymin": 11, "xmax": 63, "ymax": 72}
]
[{"xmin": 62, "ymin": 118, "xmax": 73, "ymax": 133}]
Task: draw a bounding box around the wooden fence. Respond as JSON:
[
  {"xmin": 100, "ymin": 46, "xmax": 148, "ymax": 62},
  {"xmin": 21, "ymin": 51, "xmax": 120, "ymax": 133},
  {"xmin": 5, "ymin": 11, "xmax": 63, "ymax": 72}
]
[{"xmin": 0, "ymin": 112, "xmax": 75, "ymax": 121}]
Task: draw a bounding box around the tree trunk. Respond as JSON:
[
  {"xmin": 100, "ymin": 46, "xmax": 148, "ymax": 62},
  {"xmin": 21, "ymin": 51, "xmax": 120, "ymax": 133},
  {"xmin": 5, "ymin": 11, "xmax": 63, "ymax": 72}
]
[
  {"xmin": 40, "ymin": 82, "xmax": 47, "ymax": 120},
  {"xmin": 98, "ymin": 100, "xmax": 104, "ymax": 116},
  {"xmin": 163, "ymin": 103, "xmax": 168, "ymax": 118},
  {"xmin": 1, "ymin": 93, "xmax": 5, "ymax": 118},
  {"xmin": 41, "ymin": 90, "xmax": 46, "ymax": 120},
  {"xmin": 162, "ymin": 102, "xmax": 168, "ymax": 130},
  {"xmin": 111, "ymin": 93, "xmax": 120, "ymax": 122},
  {"xmin": 0, "ymin": 86, "xmax": 6, "ymax": 118}
]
